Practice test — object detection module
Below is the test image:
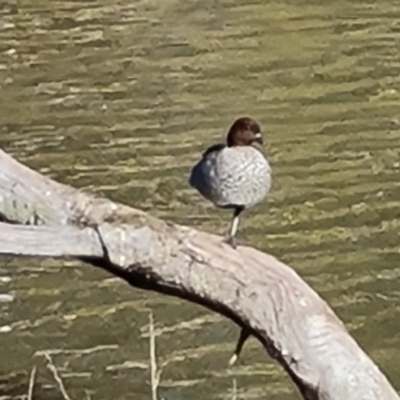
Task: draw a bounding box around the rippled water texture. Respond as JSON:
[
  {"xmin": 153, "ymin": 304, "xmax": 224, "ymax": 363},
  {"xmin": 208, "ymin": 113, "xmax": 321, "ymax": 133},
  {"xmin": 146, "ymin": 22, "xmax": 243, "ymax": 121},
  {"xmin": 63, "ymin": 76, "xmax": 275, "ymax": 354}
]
[{"xmin": 1, "ymin": 0, "xmax": 400, "ymax": 398}]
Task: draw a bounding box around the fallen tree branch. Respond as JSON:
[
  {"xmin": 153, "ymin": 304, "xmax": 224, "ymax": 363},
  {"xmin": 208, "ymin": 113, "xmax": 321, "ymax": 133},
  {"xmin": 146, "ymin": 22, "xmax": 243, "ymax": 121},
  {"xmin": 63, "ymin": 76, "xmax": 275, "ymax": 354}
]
[
  {"xmin": 0, "ymin": 223, "xmax": 102, "ymax": 257},
  {"xmin": 0, "ymin": 148, "xmax": 398, "ymax": 400}
]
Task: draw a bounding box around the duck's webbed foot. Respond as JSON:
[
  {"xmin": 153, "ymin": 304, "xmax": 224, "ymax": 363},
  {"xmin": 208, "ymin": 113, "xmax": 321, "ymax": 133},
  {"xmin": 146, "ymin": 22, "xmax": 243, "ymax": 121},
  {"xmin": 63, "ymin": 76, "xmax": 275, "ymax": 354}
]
[{"xmin": 223, "ymin": 235, "xmax": 238, "ymax": 249}]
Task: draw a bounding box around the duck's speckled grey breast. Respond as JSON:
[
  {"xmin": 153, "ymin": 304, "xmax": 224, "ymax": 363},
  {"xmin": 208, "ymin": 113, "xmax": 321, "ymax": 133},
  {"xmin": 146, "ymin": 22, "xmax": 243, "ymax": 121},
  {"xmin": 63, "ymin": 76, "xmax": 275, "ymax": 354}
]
[{"xmin": 189, "ymin": 146, "xmax": 271, "ymax": 209}]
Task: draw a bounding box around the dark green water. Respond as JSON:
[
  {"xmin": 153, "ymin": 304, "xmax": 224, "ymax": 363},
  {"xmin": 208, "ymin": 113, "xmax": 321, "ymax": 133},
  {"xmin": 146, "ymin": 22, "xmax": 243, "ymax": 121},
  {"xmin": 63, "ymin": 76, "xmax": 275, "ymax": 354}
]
[{"xmin": 0, "ymin": 0, "xmax": 400, "ymax": 398}]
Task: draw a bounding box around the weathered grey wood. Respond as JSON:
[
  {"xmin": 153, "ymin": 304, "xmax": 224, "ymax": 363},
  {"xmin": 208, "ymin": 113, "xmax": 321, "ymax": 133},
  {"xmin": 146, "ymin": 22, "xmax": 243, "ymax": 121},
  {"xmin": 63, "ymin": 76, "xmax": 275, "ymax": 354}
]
[
  {"xmin": 0, "ymin": 148, "xmax": 398, "ymax": 400},
  {"xmin": 0, "ymin": 223, "xmax": 102, "ymax": 257}
]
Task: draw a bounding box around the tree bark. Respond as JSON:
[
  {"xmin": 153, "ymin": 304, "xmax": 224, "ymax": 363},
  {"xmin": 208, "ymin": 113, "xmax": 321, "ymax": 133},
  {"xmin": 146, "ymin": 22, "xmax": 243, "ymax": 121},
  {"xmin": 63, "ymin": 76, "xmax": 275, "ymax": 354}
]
[{"xmin": 0, "ymin": 148, "xmax": 398, "ymax": 400}]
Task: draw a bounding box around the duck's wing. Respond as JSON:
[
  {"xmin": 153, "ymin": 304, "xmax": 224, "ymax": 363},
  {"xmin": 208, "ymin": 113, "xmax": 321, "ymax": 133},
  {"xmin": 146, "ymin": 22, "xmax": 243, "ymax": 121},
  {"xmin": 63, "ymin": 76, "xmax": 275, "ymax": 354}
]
[
  {"xmin": 202, "ymin": 143, "xmax": 226, "ymax": 158},
  {"xmin": 189, "ymin": 143, "xmax": 225, "ymax": 195}
]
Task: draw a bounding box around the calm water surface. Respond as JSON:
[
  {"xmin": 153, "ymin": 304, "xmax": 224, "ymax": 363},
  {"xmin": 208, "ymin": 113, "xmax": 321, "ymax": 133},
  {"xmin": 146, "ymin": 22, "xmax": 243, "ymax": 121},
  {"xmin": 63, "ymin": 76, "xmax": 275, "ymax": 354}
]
[{"xmin": 0, "ymin": 0, "xmax": 400, "ymax": 398}]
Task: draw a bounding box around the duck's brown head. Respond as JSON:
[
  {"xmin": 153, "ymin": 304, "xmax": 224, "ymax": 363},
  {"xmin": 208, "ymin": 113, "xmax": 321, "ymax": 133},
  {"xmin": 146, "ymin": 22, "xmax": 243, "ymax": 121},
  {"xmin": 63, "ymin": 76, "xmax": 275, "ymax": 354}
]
[{"xmin": 226, "ymin": 117, "xmax": 263, "ymax": 147}]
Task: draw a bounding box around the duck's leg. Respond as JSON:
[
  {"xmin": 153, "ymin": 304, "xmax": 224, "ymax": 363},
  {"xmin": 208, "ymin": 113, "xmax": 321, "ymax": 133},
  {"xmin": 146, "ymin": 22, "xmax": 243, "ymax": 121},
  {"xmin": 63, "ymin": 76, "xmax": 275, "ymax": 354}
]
[
  {"xmin": 224, "ymin": 206, "xmax": 244, "ymax": 249},
  {"xmin": 228, "ymin": 327, "xmax": 251, "ymax": 365}
]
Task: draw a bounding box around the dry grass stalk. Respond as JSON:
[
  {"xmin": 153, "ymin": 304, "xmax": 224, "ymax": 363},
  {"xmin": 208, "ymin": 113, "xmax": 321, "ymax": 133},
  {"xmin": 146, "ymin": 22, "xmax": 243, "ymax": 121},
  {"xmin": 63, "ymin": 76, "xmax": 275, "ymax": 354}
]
[
  {"xmin": 231, "ymin": 378, "xmax": 238, "ymax": 400},
  {"xmin": 27, "ymin": 365, "xmax": 36, "ymax": 400},
  {"xmin": 43, "ymin": 352, "xmax": 72, "ymax": 400},
  {"xmin": 149, "ymin": 311, "xmax": 159, "ymax": 400}
]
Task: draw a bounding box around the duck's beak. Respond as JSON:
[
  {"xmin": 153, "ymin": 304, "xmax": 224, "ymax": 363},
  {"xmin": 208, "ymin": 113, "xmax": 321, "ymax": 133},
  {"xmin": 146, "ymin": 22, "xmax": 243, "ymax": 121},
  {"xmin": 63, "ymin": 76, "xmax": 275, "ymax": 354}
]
[{"xmin": 252, "ymin": 132, "xmax": 263, "ymax": 145}]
